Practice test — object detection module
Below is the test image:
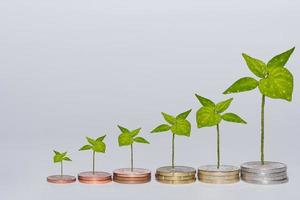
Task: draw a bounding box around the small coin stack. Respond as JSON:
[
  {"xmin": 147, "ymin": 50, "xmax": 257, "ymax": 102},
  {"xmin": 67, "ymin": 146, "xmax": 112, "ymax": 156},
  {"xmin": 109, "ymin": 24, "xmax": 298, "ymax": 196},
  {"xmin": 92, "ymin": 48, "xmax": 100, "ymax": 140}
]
[
  {"xmin": 47, "ymin": 175, "xmax": 76, "ymax": 184},
  {"xmin": 113, "ymin": 168, "xmax": 151, "ymax": 184},
  {"xmin": 78, "ymin": 171, "xmax": 112, "ymax": 184},
  {"xmin": 155, "ymin": 166, "xmax": 196, "ymax": 184},
  {"xmin": 198, "ymin": 165, "xmax": 240, "ymax": 184},
  {"xmin": 241, "ymin": 161, "xmax": 288, "ymax": 185}
]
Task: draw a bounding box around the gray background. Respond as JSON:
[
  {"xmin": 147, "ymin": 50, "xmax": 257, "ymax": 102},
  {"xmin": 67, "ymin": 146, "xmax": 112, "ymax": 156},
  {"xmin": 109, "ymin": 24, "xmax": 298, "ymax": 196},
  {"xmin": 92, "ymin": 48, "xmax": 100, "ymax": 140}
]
[{"xmin": 0, "ymin": 0, "xmax": 299, "ymax": 199}]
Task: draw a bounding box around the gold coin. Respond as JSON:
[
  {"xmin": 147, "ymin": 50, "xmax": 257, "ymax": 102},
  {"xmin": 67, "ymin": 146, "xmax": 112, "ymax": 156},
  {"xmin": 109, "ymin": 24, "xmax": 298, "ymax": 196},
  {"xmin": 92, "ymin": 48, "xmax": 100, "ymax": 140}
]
[
  {"xmin": 199, "ymin": 177, "xmax": 239, "ymax": 184},
  {"xmin": 156, "ymin": 166, "xmax": 196, "ymax": 177},
  {"xmin": 198, "ymin": 174, "xmax": 239, "ymax": 180},
  {"xmin": 156, "ymin": 178, "xmax": 196, "ymax": 184},
  {"xmin": 156, "ymin": 174, "xmax": 195, "ymax": 181},
  {"xmin": 198, "ymin": 165, "xmax": 239, "ymax": 176}
]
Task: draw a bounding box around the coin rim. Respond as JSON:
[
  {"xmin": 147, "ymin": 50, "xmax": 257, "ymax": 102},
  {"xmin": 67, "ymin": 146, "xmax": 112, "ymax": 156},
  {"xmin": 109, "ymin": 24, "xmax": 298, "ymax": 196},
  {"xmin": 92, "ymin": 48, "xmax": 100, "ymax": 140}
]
[{"xmin": 47, "ymin": 175, "xmax": 76, "ymax": 184}]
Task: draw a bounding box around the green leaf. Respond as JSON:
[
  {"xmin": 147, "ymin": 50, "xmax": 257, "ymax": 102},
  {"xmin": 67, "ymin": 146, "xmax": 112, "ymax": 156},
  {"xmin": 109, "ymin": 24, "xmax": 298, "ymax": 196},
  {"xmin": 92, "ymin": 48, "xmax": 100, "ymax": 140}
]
[
  {"xmin": 130, "ymin": 128, "xmax": 141, "ymax": 137},
  {"xmin": 258, "ymin": 66, "xmax": 293, "ymax": 101},
  {"xmin": 53, "ymin": 154, "xmax": 63, "ymax": 163},
  {"xmin": 267, "ymin": 47, "xmax": 295, "ymax": 68},
  {"xmin": 93, "ymin": 141, "xmax": 106, "ymax": 153},
  {"xmin": 86, "ymin": 137, "xmax": 96, "ymax": 145},
  {"xmin": 161, "ymin": 112, "xmax": 176, "ymax": 124},
  {"xmin": 63, "ymin": 157, "xmax": 72, "ymax": 161},
  {"xmin": 118, "ymin": 133, "xmax": 133, "ymax": 146},
  {"xmin": 53, "ymin": 150, "xmax": 60, "ymax": 155},
  {"xmin": 171, "ymin": 119, "xmax": 191, "ymax": 137},
  {"xmin": 117, "ymin": 125, "xmax": 130, "ymax": 133},
  {"xmin": 223, "ymin": 77, "xmax": 258, "ymax": 94},
  {"xmin": 215, "ymin": 98, "xmax": 233, "ymax": 113},
  {"xmin": 96, "ymin": 135, "xmax": 106, "ymax": 142},
  {"xmin": 176, "ymin": 109, "xmax": 192, "ymax": 119},
  {"xmin": 242, "ymin": 53, "xmax": 267, "ymax": 78},
  {"xmin": 133, "ymin": 137, "xmax": 150, "ymax": 144},
  {"xmin": 222, "ymin": 113, "xmax": 247, "ymax": 124},
  {"xmin": 196, "ymin": 106, "xmax": 221, "ymax": 128},
  {"xmin": 195, "ymin": 94, "xmax": 215, "ymax": 107},
  {"xmin": 79, "ymin": 145, "xmax": 93, "ymax": 151},
  {"xmin": 151, "ymin": 124, "xmax": 171, "ymax": 133}
]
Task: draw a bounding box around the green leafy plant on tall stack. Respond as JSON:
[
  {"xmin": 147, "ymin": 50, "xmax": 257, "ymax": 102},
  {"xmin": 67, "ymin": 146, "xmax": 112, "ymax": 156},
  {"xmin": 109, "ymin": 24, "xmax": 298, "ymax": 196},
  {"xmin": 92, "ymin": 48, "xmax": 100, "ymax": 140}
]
[
  {"xmin": 53, "ymin": 150, "xmax": 72, "ymax": 176},
  {"xmin": 195, "ymin": 94, "xmax": 247, "ymax": 169},
  {"xmin": 79, "ymin": 135, "xmax": 106, "ymax": 174},
  {"xmin": 151, "ymin": 109, "xmax": 192, "ymax": 168},
  {"xmin": 117, "ymin": 126, "xmax": 150, "ymax": 171},
  {"xmin": 223, "ymin": 47, "xmax": 295, "ymax": 164}
]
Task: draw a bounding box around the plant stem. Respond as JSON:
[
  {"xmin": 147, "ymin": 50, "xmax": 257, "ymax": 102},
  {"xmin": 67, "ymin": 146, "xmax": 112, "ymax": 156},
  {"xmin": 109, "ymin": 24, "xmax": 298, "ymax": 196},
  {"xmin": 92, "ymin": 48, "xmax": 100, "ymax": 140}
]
[
  {"xmin": 172, "ymin": 133, "xmax": 175, "ymax": 168},
  {"xmin": 60, "ymin": 161, "xmax": 63, "ymax": 176},
  {"xmin": 261, "ymin": 94, "xmax": 265, "ymax": 165},
  {"xmin": 93, "ymin": 150, "xmax": 95, "ymax": 174},
  {"xmin": 130, "ymin": 144, "xmax": 133, "ymax": 172},
  {"xmin": 217, "ymin": 124, "xmax": 220, "ymax": 169}
]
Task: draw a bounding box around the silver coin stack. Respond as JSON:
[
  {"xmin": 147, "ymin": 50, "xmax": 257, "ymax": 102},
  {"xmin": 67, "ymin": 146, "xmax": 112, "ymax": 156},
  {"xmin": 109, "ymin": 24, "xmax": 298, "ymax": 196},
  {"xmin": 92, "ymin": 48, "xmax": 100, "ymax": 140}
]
[{"xmin": 241, "ymin": 161, "xmax": 288, "ymax": 185}]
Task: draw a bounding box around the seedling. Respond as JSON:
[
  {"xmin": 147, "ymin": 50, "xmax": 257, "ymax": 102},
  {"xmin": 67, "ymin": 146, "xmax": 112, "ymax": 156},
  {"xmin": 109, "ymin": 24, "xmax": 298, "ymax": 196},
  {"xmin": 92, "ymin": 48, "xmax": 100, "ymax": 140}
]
[
  {"xmin": 117, "ymin": 126, "xmax": 150, "ymax": 172},
  {"xmin": 53, "ymin": 150, "xmax": 72, "ymax": 176},
  {"xmin": 223, "ymin": 47, "xmax": 295, "ymax": 164},
  {"xmin": 195, "ymin": 95, "xmax": 246, "ymax": 169},
  {"xmin": 79, "ymin": 135, "xmax": 106, "ymax": 174},
  {"xmin": 151, "ymin": 109, "xmax": 192, "ymax": 168}
]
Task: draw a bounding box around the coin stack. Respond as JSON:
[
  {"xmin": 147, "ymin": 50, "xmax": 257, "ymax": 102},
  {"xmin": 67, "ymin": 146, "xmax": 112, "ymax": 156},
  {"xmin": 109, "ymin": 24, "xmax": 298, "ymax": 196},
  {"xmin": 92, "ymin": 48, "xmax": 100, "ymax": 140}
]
[
  {"xmin": 241, "ymin": 161, "xmax": 288, "ymax": 185},
  {"xmin": 198, "ymin": 165, "xmax": 240, "ymax": 184},
  {"xmin": 113, "ymin": 168, "xmax": 151, "ymax": 184},
  {"xmin": 78, "ymin": 171, "xmax": 112, "ymax": 184},
  {"xmin": 155, "ymin": 166, "xmax": 196, "ymax": 184},
  {"xmin": 47, "ymin": 175, "xmax": 76, "ymax": 184}
]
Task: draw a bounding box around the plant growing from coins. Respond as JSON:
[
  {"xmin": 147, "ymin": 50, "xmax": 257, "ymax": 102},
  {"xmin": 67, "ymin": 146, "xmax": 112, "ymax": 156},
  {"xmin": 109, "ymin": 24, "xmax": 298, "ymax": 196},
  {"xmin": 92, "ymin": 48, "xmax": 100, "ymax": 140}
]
[
  {"xmin": 195, "ymin": 95, "xmax": 246, "ymax": 169},
  {"xmin": 151, "ymin": 109, "xmax": 192, "ymax": 168},
  {"xmin": 117, "ymin": 125, "xmax": 150, "ymax": 172},
  {"xmin": 79, "ymin": 135, "xmax": 106, "ymax": 174},
  {"xmin": 223, "ymin": 47, "xmax": 295, "ymax": 165},
  {"xmin": 53, "ymin": 150, "xmax": 72, "ymax": 176}
]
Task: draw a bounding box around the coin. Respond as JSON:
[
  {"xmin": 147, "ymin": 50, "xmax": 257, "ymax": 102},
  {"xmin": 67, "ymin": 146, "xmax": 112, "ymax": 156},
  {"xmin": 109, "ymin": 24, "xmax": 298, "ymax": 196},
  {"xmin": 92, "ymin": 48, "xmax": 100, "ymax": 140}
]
[
  {"xmin": 156, "ymin": 166, "xmax": 196, "ymax": 177},
  {"xmin": 156, "ymin": 174, "xmax": 195, "ymax": 181},
  {"xmin": 113, "ymin": 177, "xmax": 151, "ymax": 184},
  {"xmin": 78, "ymin": 171, "xmax": 112, "ymax": 184},
  {"xmin": 113, "ymin": 168, "xmax": 151, "ymax": 184},
  {"xmin": 156, "ymin": 178, "xmax": 196, "ymax": 184},
  {"xmin": 242, "ymin": 178, "xmax": 288, "ymax": 185},
  {"xmin": 198, "ymin": 165, "xmax": 240, "ymax": 176},
  {"xmin": 241, "ymin": 171, "xmax": 287, "ymax": 178},
  {"xmin": 47, "ymin": 175, "xmax": 76, "ymax": 184},
  {"xmin": 199, "ymin": 177, "xmax": 239, "ymax": 184},
  {"xmin": 198, "ymin": 174, "xmax": 239, "ymax": 180},
  {"xmin": 241, "ymin": 161, "xmax": 286, "ymax": 173}
]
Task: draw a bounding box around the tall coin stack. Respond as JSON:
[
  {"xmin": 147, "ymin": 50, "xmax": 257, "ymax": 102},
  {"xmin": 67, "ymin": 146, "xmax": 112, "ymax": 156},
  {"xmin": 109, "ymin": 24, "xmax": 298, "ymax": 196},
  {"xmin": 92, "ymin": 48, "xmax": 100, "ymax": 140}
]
[
  {"xmin": 198, "ymin": 165, "xmax": 240, "ymax": 184},
  {"xmin": 155, "ymin": 166, "xmax": 196, "ymax": 184},
  {"xmin": 113, "ymin": 168, "xmax": 151, "ymax": 184},
  {"xmin": 241, "ymin": 161, "xmax": 288, "ymax": 185}
]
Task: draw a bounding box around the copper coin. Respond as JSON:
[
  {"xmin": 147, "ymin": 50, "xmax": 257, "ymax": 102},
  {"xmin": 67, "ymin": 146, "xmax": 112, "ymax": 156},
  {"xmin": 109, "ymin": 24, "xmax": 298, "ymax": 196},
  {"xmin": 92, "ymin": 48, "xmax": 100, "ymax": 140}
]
[
  {"xmin": 47, "ymin": 175, "xmax": 76, "ymax": 184},
  {"xmin": 113, "ymin": 175, "xmax": 151, "ymax": 181},
  {"xmin": 113, "ymin": 178, "xmax": 151, "ymax": 184},
  {"xmin": 78, "ymin": 171, "xmax": 112, "ymax": 184},
  {"xmin": 113, "ymin": 168, "xmax": 151, "ymax": 178}
]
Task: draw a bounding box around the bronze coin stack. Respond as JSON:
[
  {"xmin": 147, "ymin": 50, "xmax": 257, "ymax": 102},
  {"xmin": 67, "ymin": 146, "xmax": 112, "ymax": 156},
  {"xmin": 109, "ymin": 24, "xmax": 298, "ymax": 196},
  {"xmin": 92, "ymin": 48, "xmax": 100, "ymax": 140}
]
[
  {"xmin": 113, "ymin": 168, "xmax": 151, "ymax": 184},
  {"xmin": 78, "ymin": 171, "xmax": 112, "ymax": 184},
  {"xmin": 198, "ymin": 165, "xmax": 240, "ymax": 184},
  {"xmin": 47, "ymin": 175, "xmax": 76, "ymax": 184},
  {"xmin": 155, "ymin": 166, "xmax": 196, "ymax": 184}
]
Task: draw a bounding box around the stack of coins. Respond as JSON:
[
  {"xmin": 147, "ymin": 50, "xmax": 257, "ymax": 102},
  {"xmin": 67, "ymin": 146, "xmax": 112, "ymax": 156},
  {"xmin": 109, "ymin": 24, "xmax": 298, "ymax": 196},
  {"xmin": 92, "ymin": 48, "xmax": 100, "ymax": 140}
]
[
  {"xmin": 113, "ymin": 168, "xmax": 151, "ymax": 184},
  {"xmin": 155, "ymin": 166, "xmax": 196, "ymax": 184},
  {"xmin": 198, "ymin": 165, "xmax": 240, "ymax": 184},
  {"xmin": 78, "ymin": 171, "xmax": 112, "ymax": 184},
  {"xmin": 241, "ymin": 161, "xmax": 288, "ymax": 185},
  {"xmin": 47, "ymin": 175, "xmax": 76, "ymax": 184}
]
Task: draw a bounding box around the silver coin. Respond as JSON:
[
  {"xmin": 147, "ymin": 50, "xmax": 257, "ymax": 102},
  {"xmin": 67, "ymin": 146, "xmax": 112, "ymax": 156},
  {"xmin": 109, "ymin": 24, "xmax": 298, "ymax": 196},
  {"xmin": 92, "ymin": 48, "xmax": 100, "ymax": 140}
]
[
  {"xmin": 241, "ymin": 171, "xmax": 287, "ymax": 178},
  {"xmin": 241, "ymin": 161, "xmax": 287, "ymax": 174},
  {"xmin": 242, "ymin": 177, "xmax": 288, "ymax": 185},
  {"xmin": 242, "ymin": 174, "xmax": 287, "ymax": 181}
]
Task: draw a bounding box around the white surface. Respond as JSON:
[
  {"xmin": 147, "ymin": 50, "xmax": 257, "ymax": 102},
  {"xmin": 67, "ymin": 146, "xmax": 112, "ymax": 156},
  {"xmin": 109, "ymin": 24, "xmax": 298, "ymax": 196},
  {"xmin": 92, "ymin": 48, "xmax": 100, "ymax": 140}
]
[{"xmin": 0, "ymin": 0, "xmax": 299, "ymax": 199}]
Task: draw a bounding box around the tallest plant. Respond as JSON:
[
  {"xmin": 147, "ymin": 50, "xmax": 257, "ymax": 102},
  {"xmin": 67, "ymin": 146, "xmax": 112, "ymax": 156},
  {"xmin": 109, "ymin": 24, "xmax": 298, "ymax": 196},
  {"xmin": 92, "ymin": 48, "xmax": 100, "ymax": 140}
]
[{"xmin": 223, "ymin": 47, "xmax": 295, "ymax": 164}]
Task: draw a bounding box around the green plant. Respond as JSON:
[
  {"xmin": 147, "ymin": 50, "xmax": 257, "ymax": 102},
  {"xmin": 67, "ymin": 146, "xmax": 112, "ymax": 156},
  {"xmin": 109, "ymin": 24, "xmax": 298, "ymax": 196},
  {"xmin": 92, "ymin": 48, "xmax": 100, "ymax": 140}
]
[
  {"xmin": 151, "ymin": 109, "xmax": 192, "ymax": 168},
  {"xmin": 53, "ymin": 150, "xmax": 72, "ymax": 176},
  {"xmin": 223, "ymin": 47, "xmax": 295, "ymax": 164},
  {"xmin": 79, "ymin": 135, "xmax": 106, "ymax": 174},
  {"xmin": 195, "ymin": 95, "xmax": 246, "ymax": 169},
  {"xmin": 117, "ymin": 126, "xmax": 150, "ymax": 171}
]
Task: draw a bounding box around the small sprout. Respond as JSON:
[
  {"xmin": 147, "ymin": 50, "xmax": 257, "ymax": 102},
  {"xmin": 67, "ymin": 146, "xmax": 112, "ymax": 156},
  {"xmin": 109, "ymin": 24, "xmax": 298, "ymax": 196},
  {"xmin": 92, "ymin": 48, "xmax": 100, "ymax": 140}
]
[
  {"xmin": 117, "ymin": 126, "xmax": 149, "ymax": 171},
  {"xmin": 195, "ymin": 95, "xmax": 246, "ymax": 169},
  {"xmin": 79, "ymin": 135, "xmax": 106, "ymax": 174},
  {"xmin": 223, "ymin": 47, "xmax": 295, "ymax": 164},
  {"xmin": 53, "ymin": 150, "xmax": 72, "ymax": 176},
  {"xmin": 151, "ymin": 109, "xmax": 192, "ymax": 168}
]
